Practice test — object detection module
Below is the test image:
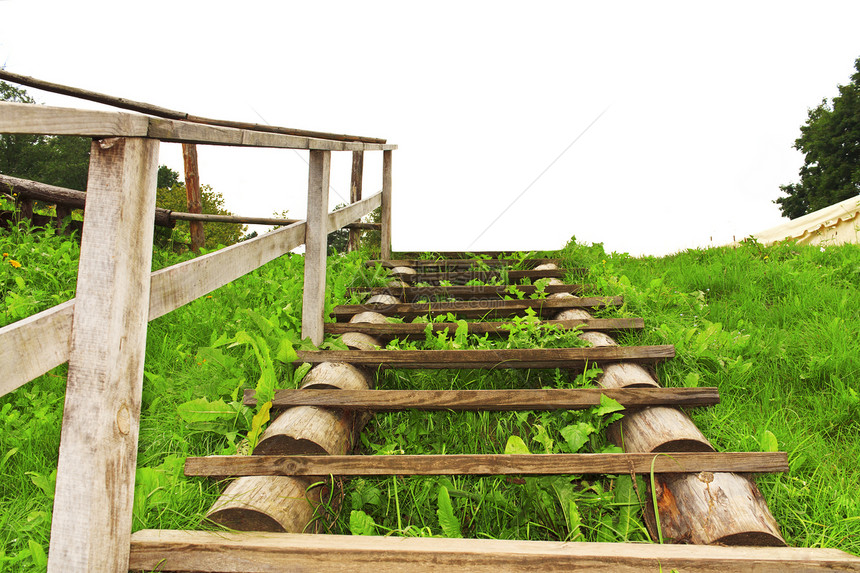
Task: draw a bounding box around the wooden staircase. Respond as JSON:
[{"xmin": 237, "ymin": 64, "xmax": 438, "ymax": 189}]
[{"xmin": 129, "ymin": 254, "xmax": 860, "ymax": 572}]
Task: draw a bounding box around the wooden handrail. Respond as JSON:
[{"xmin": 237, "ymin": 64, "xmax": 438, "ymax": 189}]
[
  {"xmin": 0, "ymin": 69, "xmax": 387, "ymax": 144},
  {"xmin": 0, "ymin": 102, "xmax": 397, "ymax": 151}
]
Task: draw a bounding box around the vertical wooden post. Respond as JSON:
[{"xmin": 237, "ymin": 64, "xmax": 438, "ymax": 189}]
[
  {"xmin": 55, "ymin": 203, "xmax": 72, "ymax": 233},
  {"xmin": 182, "ymin": 142, "xmax": 205, "ymax": 253},
  {"xmin": 301, "ymin": 150, "xmax": 331, "ymax": 346},
  {"xmin": 347, "ymin": 150, "xmax": 364, "ymax": 252},
  {"xmin": 381, "ymin": 150, "xmax": 392, "ymax": 260},
  {"xmin": 47, "ymin": 137, "xmax": 159, "ymax": 572},
  {"xmin": 16, "ymin": 197, "xmax": 33, "ymax": 223}
]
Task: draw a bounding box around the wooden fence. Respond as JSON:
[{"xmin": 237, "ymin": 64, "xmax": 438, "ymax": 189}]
[{"xmin": 0, "ymin": 99, "xmax": 394, "ymax": 572}]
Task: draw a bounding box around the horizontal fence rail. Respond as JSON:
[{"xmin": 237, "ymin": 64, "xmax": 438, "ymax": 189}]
[{"xmin": 0, "ymin": 102, "xmax": 397, "ymax": 151}]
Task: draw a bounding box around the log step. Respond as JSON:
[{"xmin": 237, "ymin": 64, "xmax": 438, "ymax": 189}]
[
  {"xmin": 296, "ymin": 346, "xmax": 674, "ymax": 369},
  {"xmin": 326, "ymin": 317, "xmax": 643, "ymax": 338},
  {"xmin": 332, "ymin": 296, "xmax": 622, "ymax": 321},
  {"xmin": 394, "ymin": 269, "xmax": 579, "ymax": 284},
  {"xmin": 184, "ymin": 452, "xmax": 789, "ymax": 478},
  {"xmin": 129, "ymin": 530, "xmax": 860, "ymax": 572},
  {"xmin": 346, "ymin": 283, "xmax": 590, "ymax": 300},
  {"xmin": 243, "ymin": 387, "xmax": 720, "ymax": 410},
  {"xmin": 366, "ymin": 258, "xmax": 559, "ymax": 268}
]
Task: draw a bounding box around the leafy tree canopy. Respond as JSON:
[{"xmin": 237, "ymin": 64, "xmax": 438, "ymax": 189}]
[
  {"xmin": 156, "ymin": 166, "xmax": 246, "ymax": 249},
  {"xmin": 0, "ymin": 81, "xmax": 91, "ymax": 190},
  {"xmin": 777, "ymin": 57, "xmax": 860, "ymax": 219}
]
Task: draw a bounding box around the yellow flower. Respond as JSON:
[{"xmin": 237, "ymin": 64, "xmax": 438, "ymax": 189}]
[
  {"xmin": 2, "ymin": 253, "xmax": 8, "ymax": 257},
  {"xmin": 9, "ymin": 259, "xmax": 22, "ymax": 268}
]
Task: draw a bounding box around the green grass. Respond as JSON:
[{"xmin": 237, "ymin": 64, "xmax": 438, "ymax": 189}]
[{"xmin": 1, "ymin": 221, "xmax": 858, "ymax": 570}]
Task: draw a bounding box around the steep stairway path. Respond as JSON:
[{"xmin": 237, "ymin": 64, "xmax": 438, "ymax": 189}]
[{"xmin": 132, "ymin": 254, "xmax": 860, "ymax": 572}]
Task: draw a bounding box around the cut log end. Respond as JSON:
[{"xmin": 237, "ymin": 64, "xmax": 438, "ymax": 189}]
[
  {"xmin": 204, "ymin": 476, "xmax": 322, "ymax": 533},
  {"xmin": 644, "ymin": 471, "xmax": 786, "ymax": 546},
  {"xmin": 341, "ymin": 332, "xmax": 383, "ymax": 351}
]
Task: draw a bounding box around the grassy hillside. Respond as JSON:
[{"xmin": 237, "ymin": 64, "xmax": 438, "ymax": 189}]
[{"xmin": 1, "ymin": 221, "xmax": 857, "ymax": 570}]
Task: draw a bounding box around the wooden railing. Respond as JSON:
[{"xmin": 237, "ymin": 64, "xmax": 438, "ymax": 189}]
[{"xmin": 0, "ymin": 99, "xmax": 394, "ymax": 572}]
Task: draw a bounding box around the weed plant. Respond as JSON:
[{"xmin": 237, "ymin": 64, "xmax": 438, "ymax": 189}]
[{"xmin": 1, "ymin": 222, "xmax": 858, "ymax": 570}]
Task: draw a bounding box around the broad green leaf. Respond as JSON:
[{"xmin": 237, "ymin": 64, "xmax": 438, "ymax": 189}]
[
  {"xmin": 177, "ymin": 398, "xmax": 234, "ymax": 423},
  {"xmin": 683, "ymin": 372, "xmax": 700, "ymax": 388},
  {"xmin": 760, "ymin": 430, "xmax": 779, "ymax": 452},
  {"xmin": 504, "ymin": 435, "xmax": 531, "ymax": 455},
  {"xmin": 532, "ymin": 423, "xmax": 554, "ymax": 453},
  {"xmin": 436, "ymin": 486, "xmax": 463, "ymax": 538},
  {"xmin": 561, "ymin": 422, "xmax": 595, "ymax": 453},
  {"xmin": 293, "ymin": 362, "xmax": 313, "ymax": 386},
  {"xmin": 349, "ymin": 510, "xmax": 377, "ymax": 535},
  {"xmin": 248, "ymin": 401, "xmax": 272, "ymax": 450},
  {"xmin": 596, "ymin": 394, "xmax": 625, "ymax": 417},
  {"xmin": 275, "ymin": 338, "xmax": 298, "ymax": 364},
  {"xmin": 614, "ymin": 475, "xmax": 641, "ymax": 541}
]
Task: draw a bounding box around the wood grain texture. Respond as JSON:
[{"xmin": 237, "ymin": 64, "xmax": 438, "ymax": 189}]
[
  {"xmin": 301, "ymin": 150, "xmax": 331, "ymax": 345},
  {"xmin": 185, "ymin": 452, "xmax": 789, "ymax": 477},
  {"xmin": 348, "ymin": 151, "xmax": 364, "ymax": 252},
  {"xmin": 366, "ymin": 258, "xmax": 560, "ymax": 269},
  {"xmin": 572, "ymin": 311, "xmax": 785, "ymax": 545},
  {"xmin": 346, "ymin": 284, "xmax": 590, "ymax": 300},
  {"xmin": 0, "ymin": 69, "xmax": 388, "ymax": 143},
  {"xmin": 381, "ymin": 150, "xmax": 392, "ymax": 259},
  {"xmin": 149, "ymin": 221, "xmax": 307, "ymax": 320},
  {"xmin": 205, "ymin": 476, "xmax": 322, "ymax": 533},
  {"xmin": 332, "ymin": 297, "xmax": 623, "ymax": 320},
  {"xmin": 296, "ymin": 346, "xmax": 675, "ymax": 369},
  {"xmin": 325, "ymin": 318, "xmax": 643, "ymax": 338},
  {"xmin": 327, "ymin": 191, "xmax": 381, "ymax": 233},
  {"xmin": 243, "ymin": 387, "xmax": 719, "ymax": 410},
  {"xmin": 0, "ymin": 300, "xmax": 74, "ymax": 398},
  {"xmin": 47, "ymin": 138, "xmax": 159, "ymax": 573},
  {"xmin": 128, "ymin": 530, "xmax": 860, "ymax": 572},
  {"xmin": 0, "ymin": 101, "xmax": 149, "ymax": 136},
  {"xmin": 147, "ymin": 116, "xmax": 396, "ymax": 150},
  {"xmin": 181, "ymin": 143, "xmax": 205, "ymax": 252},
  {"xmin": 394, "ymin": 269, "xmax": 578, "ymax": 284}
]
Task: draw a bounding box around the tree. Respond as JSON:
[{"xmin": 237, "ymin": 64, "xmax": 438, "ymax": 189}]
[
  {"xmin": 155, "ymin": 167, "xmax": 246, "ymax": 249},
  {"xmin": 0, "ymin": 81, "xmax": 91, "ymax": 190},
  {"xmin": 776, "ymin": 57, "xmax": 860, "ymax": 219}
]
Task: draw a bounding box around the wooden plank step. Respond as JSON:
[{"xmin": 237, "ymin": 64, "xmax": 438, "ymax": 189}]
[
  {"xmin": 184, "ymin": 452, "xmax": 789, "ymax": 477},
  {"xmin": 346, "ymin": 283, "xmax": 589, "ymax": 300},
  {"xmin": 395, "ymin": 269, "xmax": 579, "ymax": 284},
  {"xmin": 332, "ymin": 296, "xmax": 623, "ymax": 321},
  {"xmin": 396, "ymin": 250, "xmax": 530, "ymax": 258},
  {"xmin": 296, "ymin": 346, "xmax": 674, "ymax": 369},
  {"xmin": 243, "ymin": 387, "xmax": 720, "ymax": 410},
  {"xmin": 367, "ymin": 258, "xmax": 558, "ymax": 268},
  {"xmin": 326, "ymin": 317, "xmax": 642, "ymax": 337},
  {"xmin": 129, "ymin": 530, "xmax": 860, "ymax": 572}
]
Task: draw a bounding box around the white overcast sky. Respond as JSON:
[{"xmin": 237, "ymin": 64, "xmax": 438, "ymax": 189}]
[{"xmin": 2, "ymin": 1, "xmax": 859, "ymax": 255}]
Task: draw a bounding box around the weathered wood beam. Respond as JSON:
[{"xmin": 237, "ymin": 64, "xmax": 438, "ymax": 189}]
[
  {"xmin": 348, "ymin": 150, "xmax": 364, "ymax": 252},
  {"xmin": 127, "ymin": 529, "xmax": 860, "ymax": 573},
  {"xmin": 185, "ymin": 452, "xmax": 789, "ymax": 477},
  {"xmin": 47, "ymin": 137, "xmax": 159, "ymax": 573},
  {"xmin": 0, "ymin": 69, "xmax": 387, "ymax": 143},
  {"xmin": 332, "ymin": 296, "xmax": 622, "ymax": 321},
  {"xmin": 296, "ymin": 345, "xmax": 675, "ymax": 369},
  {"xmin": 324, "ymin": 317, "xmax": 644, "ymax": 338},
  {"xmin": 381, "ymin": 149, "xmax": 392, "ymax": 259},
  {"xmin": 301, "ymin": 150, "xmax": 331, "ymax": 345},
  {"xmin": 243, "ymin": 387, "xmax": 720, "ymax": 410}
]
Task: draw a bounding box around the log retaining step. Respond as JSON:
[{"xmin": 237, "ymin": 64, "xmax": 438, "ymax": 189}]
[
  {"xmin": 243, "ymin": 386, "xmax": 720, "ymax": 410},
  {"xmin": 184, "ymin": 452, "xmax": 789, "ymax": 478},
  {"xmin": 332, "ymin": 297, "xmax": 623, "ymax": 321},
  {"xmin": 295, "ymin": 346, "xmax": 674, "ymax": 369}
]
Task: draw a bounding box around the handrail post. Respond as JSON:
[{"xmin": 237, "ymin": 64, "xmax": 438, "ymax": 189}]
[
  {"xmin": 301, "ymin": 150, "xmax": 331, "ymax": 345},
  {"xmin": 381, "ymin": 150, "xmax": 392, "ymax": 260},
  {"xmin": 347, "ymin": 150, "xmax": 364, "ymax": 252},
  {"xmin": 47, "ymin": 137, "xmax": 159, "ymax": 572}
]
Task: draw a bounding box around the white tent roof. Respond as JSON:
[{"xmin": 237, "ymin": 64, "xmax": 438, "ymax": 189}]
[{"xmin": 752, "ymin": 195, "xmax": 860, "ymax": 246}]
